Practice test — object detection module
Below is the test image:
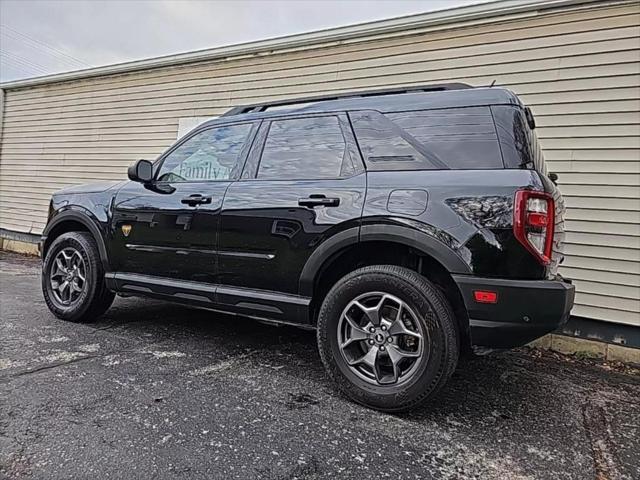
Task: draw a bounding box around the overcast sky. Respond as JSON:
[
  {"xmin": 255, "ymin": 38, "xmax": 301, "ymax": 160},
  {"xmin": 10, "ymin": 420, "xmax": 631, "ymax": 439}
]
[{"xmin": 0, "ymin": 0, "xmax": 493, "ymax": 83}]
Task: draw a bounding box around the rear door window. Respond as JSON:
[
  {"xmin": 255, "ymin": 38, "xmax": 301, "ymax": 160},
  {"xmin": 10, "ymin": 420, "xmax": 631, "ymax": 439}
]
[
  {"xmin": 350, "ymin": 107, "xmax": 504, "ymax": 170},
  {"xmin": 257, "ymin": 116, "xmax": 358, "ymax": 180}
]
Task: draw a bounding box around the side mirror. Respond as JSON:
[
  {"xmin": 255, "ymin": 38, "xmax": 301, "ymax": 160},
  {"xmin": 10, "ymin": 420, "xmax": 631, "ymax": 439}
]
[{"xmin": 128, "ymin": 159, "xmax": 153, "ymax": 183}]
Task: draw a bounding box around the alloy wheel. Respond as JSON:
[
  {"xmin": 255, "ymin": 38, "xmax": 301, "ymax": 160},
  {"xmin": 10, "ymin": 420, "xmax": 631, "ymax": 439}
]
[
  {"xmin": 49, "ymin": 247, "xmax": 87, "ymax": 306},
  {"xmin": 337, "ymin": 291, "xmax": 428, "ymax": 385}
]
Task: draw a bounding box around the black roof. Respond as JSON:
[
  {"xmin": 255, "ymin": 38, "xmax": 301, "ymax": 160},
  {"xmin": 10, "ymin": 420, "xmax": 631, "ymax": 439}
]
[{"xmin": 199, "ymin": 84, "xmax": 522, "ymax": 129}]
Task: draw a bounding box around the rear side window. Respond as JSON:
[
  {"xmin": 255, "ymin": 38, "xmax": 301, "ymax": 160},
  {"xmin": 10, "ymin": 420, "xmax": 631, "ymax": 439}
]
[
  {"xmin": 257, "ymin": 116, "xmax": 357, "ymax": 180},
  {"xmin": 350, "ymin": 108, "xmax": 503, "ymax": 170}
]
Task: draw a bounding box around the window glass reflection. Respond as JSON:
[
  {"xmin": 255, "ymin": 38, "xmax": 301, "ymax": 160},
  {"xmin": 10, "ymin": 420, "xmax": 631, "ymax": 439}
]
[
  {"xmin": 388, "ymin": 108, "xmax": 502, "ymax": 169},
  {"xmin": 158, "ymin": 123, "xmax": 253, "ymax": 182},
  {"xmin": 351, "ymin": 108, "xmax": 503, "ymax": 170},
  {"xmin": 258, "ymin": 116, "xmax": 351, "ymax": 180}
]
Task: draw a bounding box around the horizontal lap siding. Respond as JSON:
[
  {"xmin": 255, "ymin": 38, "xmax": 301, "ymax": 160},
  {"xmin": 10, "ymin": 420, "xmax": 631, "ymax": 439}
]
[{"xmin": 0, "ymin": 2, "xmax": 638, "ymax": 325}]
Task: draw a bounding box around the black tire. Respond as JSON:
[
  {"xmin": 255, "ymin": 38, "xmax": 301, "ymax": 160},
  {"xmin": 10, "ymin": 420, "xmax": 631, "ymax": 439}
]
[
  {"xmin": 42, "ymin": 231, "xmax": 115, "ymax": 322},
  {"xmin": 317, "ymin": 265, "xmax": 459, "ymax": 412}
]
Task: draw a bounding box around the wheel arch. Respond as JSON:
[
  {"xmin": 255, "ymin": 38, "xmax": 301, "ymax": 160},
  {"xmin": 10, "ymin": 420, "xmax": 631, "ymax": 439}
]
[
  {"xmin": 42, "ymin": 210, "xmax": 110, "ymax": 271},
  {"xmin": 299, "ymin": 224, "xmax": 471, "ymax": 297},
  {"xmin": 300, "ymin": 224, "xmax": 472, "ymax": 351}
]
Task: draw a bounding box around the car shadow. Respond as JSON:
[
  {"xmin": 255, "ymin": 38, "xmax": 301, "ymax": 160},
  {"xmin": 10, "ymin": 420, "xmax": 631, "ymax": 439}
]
[{"xmin": 89, "ymin": 296, "xmax": 570, "ymax": 423}]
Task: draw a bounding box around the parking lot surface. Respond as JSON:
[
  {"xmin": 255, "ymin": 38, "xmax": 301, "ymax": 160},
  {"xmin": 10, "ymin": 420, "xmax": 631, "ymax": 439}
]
[{"xmin": 1, "ymin": 251, "xmax": 638, "ymax": 479}]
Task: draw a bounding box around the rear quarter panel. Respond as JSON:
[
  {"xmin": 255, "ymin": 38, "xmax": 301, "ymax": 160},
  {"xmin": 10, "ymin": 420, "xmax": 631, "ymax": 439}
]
[{"xmin": 362, "ymin": 169, "xmax": 548, "ymax": 279}]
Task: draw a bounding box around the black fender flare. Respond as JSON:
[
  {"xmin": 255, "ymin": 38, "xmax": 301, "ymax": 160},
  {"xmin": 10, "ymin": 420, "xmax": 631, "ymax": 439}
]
[
  {"xmin": 298, "ymin": 224, "xmax": 471, "ymax": 297},
  {"xmin": 41, "ymin": 209, "xmax": 110, "ymax": 270},
  {"xmin": 299, "ymin": 227, "xmax": 360, "ymax": 297}
]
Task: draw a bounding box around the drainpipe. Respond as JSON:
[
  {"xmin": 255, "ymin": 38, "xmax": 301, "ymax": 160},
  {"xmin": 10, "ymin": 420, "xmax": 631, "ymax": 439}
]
[{"xmin": 0, "ymin": 88, "xmax": 4, "ymax": 147}]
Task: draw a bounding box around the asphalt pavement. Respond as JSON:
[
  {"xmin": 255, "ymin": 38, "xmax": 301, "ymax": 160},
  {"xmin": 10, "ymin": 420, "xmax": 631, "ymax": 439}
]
[{"xmin": 1, "ymin": 251, "xmax": 638, "ymax": 480}]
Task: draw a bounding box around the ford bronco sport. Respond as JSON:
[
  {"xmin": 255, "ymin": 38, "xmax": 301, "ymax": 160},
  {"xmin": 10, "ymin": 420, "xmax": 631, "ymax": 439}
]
[{"xmin": 41, "ymin": 84, "xmax": 575, "ymax": 411}]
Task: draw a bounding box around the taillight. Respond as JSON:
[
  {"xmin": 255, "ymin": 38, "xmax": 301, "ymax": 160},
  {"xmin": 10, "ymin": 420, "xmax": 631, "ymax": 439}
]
[{"xmin": 514, "ymin": 190, "xmax": 555, "ymax": 265}]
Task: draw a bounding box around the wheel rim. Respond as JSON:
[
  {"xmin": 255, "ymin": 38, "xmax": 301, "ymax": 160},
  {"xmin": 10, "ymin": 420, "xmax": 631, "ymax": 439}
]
[
  {"xmin": 49, "ymin": 247, "xmax": 87, "ymax": 306},
  {"xmin": 337, "ymin": 291, "xmax": 429, "ymax": 386}
]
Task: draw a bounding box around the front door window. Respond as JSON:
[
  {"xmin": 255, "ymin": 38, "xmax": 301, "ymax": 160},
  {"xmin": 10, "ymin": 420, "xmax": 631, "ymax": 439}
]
[{"xmin": 157, "ymin": 123, "xmax": 254, "ymax": 182}]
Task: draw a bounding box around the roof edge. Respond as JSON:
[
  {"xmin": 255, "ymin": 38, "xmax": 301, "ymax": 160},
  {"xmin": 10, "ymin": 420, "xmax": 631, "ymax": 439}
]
[{"xmin": 0, "ymin": 0, "xmax": 621, "ymax": 90}]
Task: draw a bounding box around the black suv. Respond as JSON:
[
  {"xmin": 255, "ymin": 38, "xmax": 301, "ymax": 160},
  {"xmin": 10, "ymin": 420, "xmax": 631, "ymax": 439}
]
[{"xmin": 41, "ymin": 84, "xmax": 575, "ymax": 411}]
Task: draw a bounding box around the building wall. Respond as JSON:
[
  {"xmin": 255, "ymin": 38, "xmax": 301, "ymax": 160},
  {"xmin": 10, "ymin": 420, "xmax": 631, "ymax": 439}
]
[{"xmin": 0, "ymin": 1, "xmax": 638, "ymax": 326}]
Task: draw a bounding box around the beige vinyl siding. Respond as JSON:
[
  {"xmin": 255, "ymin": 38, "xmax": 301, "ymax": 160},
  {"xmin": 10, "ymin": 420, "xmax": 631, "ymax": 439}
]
[{"xmin": 0, "ymin": 1, "xmax": 638, "ymax": 326}]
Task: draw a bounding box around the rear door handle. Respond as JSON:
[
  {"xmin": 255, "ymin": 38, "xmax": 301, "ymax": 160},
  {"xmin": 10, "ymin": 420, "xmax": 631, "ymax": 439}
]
[
  {"xmin": 181, "ymin": 194, "xmax": 212, "ymax": 206},
  {"xmin": 298, "ymin": 194, "xmax": 340, "ymax": 208}
]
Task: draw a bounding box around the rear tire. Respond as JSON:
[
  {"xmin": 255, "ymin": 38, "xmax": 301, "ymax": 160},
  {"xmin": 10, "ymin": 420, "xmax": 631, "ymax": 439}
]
[
  {"xmin": 317, "ymin": 265, "xmax": 459, "ymax": 412},
  {"xmin": 42, "ymin": 231, "xmax": 114, "ymax": 322}
]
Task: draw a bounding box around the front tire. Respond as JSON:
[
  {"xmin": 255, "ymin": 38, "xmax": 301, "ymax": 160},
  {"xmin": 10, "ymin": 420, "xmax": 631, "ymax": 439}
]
[
  {"xmin": 42, "ymin": 231, "xmax": 115, "ymax": 322},
  {"xmin": 317, "ymin": 265, "xmax": 459, "ymax": 412}
]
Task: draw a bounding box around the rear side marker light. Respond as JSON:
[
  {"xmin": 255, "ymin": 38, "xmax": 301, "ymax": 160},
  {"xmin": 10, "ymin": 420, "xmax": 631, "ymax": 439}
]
[
  {"xmin": 474, "ymin": 290, "xmax": 498, "ymax": 304},
  {"xmin": 514, "ymin": 190, "xmax": 555, "ymax": 265}
]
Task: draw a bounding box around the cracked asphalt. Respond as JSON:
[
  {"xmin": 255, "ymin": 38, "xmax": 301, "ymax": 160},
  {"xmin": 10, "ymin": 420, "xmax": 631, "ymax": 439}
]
[{"xmin": 1, "ymin": 251, "xmax": 639, "ymax": 480}]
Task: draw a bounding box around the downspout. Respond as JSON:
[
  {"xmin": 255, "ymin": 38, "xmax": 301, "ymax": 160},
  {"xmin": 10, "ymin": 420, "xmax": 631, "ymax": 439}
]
[{"xmin": 0, "ymin": 88, "xmax": 4, "ymax": 148}]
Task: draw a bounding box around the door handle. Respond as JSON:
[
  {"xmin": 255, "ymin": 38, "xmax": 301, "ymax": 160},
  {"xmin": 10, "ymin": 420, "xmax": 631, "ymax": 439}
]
[
  {"xmin": 298, "ymin": 194, "xmax": 340, "ymax": 208},
  {"xmin": 181, "ymin": 194, "xmax": 212, "ymax": 206}
]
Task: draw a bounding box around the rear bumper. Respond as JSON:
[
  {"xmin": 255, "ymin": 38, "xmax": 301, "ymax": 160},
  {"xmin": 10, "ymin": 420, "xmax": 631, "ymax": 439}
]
[{"xmin": 453, "ymin": 275, "xmax": 575, "ymax": 349}]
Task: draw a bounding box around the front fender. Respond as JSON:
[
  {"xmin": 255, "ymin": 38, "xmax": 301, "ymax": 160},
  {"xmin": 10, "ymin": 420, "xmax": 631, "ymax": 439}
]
[{"xmin": 41, "ymin": 208, "xmax": 110, "ymax": 271}]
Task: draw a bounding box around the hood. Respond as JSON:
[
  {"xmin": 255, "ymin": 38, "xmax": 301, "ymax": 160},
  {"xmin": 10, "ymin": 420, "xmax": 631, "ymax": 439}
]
[{"xmin": 54, "ymin": 181, "xmax": 125, "ymax": 196}]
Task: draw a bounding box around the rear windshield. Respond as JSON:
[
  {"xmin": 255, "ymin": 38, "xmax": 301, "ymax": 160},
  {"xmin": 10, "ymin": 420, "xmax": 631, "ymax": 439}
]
[{"xmin": 349, "ymin": 107, "xmax": 504, "ymax": 170}]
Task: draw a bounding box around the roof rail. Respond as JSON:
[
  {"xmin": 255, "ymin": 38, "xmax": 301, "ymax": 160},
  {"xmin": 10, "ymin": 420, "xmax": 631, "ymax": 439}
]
[{"xmin": 222, "ymin": 83, "xmax": 473, "ymax": 116}]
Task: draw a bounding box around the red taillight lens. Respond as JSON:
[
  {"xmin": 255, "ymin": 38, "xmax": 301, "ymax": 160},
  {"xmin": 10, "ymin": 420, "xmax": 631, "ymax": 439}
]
[
  {"xmin": 514, "ymin": 190, "xmax": 555, "ymax": 265},
  {"xmin": 527, "ymin": 212, "xmax": 548, "ymax": 228}
]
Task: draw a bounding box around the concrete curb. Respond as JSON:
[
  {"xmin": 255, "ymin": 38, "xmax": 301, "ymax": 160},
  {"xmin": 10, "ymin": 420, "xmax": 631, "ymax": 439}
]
[
  {"xmin": 0, "ymin": 238, "xmax": 39, "ymax": 256},
  {"xmin": 528, "ymin": 334, "xmax": 640, "ymax": 365}
]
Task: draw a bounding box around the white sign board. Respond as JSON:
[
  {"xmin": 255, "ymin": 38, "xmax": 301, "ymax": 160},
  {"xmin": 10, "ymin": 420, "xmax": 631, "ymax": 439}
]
[{"xmin": 177, "ymin": 116, "xmax": 218, "ymax": 138}]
